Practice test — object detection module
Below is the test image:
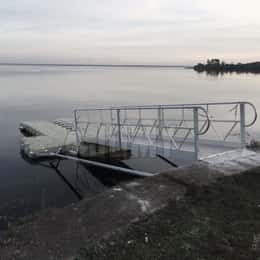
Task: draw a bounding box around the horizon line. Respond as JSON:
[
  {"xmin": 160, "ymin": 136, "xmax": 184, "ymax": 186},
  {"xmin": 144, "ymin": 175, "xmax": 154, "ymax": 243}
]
[{"xmin": 0, "ymin": 62, "xmax": 190, "ymax": 68}]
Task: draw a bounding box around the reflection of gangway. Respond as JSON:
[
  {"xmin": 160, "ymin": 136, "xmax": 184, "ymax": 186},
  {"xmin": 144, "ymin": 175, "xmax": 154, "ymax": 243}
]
[{"xmin": 20, "ymin": 101, "xmax": 257, "ymax": 176}]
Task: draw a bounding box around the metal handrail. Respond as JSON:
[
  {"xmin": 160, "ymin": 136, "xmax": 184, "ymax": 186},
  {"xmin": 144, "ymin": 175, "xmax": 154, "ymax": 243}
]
[
  {"xmin": 242, "ymin": 102, "xmax": 257, "ymax": 127},
  {"xmin": 74, "ymin": 105, "xmax": 210, "ymax": 136},
  {"xmin": 74, "ymin": 101, "xmax": 257, "ymax": 131},
  {"xmin": 110, "ymin": 101, "xmax": 257, "ymax": 128},
  {"xmin": 73, "ymin": 101, "xmax": 257, "ymax": 159},
  {"xmin": 73, "ymin": 105, "xmax": 212, "ymax": 160},
  {"xmin": 75, "ymin": 105, "xmax": 206, "ymax": 112}
]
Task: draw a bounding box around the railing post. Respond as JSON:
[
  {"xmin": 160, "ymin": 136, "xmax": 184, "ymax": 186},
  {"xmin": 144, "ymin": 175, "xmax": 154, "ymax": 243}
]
[
  {"xmin": 158, "ymin": 106, "xmax": 162, "ymax": 141},
  {"xmin": 240, "ymin": 103, "xmax": 246, "ymax": 147},
  {"xmin": 74, "ymin": 110, "xmax": 80, "ymax": 153},
  {"xmin": 117, "ymin": 109, "xmax": 122, "ymax": 150},
  {"xmin": 193, "ymin": 107, "xmax": 199, "ymax": 160}
]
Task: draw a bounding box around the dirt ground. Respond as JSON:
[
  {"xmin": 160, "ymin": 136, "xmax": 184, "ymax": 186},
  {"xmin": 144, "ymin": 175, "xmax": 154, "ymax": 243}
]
[{"xmin": 77, "ymin": 168, "xmax": 260, "ymax": 260}]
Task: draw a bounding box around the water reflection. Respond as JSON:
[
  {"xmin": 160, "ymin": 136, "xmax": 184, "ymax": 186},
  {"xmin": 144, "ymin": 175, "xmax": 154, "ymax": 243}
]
[
  {"xmin": 0, "ymin": 154, "xmax": 135, "ymax": 231},
  {"xmin": 22, "ymin": 155, "xmax": 135, "ymax": 198},
  {"xmin": 196, "ymin": 70, "xmax": 260, "ymax": 77}
]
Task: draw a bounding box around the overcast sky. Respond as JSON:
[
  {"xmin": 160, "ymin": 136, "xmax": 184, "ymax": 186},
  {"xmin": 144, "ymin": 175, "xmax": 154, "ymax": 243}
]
[{"xmin": 1, "ymin": 0, "xmax": 260, "ymax": 65}]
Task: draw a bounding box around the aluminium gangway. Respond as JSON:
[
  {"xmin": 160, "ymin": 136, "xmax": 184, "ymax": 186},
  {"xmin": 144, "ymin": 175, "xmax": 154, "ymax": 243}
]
[{"xmin": 20, "ymin": 101, "xmax": 257, "ymax": 176}]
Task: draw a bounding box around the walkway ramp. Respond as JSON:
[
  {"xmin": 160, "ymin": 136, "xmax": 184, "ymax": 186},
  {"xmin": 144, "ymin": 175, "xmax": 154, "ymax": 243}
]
[{"xmin": 19, "ymin": 102, "xmax": 258, "ymax": 175}]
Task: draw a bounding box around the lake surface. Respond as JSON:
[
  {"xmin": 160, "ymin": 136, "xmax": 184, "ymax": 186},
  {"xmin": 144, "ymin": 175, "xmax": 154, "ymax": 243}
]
[{"xmin": 1, "ymin": 65, "xmax": 260, "ymax": 227}]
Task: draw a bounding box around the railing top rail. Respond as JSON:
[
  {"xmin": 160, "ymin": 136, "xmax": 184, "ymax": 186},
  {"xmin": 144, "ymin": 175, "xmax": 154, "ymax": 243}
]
[
  {"xmin": 75, "ymin": 105, "xmax": 207, "ymax": 112},
  {"xmin": 74, "ymin": 101, "xmax": 255, "ymax": 111},
  {"xmin": 154, "ymin": 101, "xmax": 255, "ymax": 107},
  {"xmin": 74, "ymin": 105, "xmax": 210, "ymax": 136},
  {"xmin": 74, "ymin": 101, "xmax": 256, "ymax": 128},
  {"xmin": 159, "ymin": 101, "xmax": 257, "ymax": 127},
  {"xmin": 113, "ymin": 101, "xmax": 255, "ymax": 108}
]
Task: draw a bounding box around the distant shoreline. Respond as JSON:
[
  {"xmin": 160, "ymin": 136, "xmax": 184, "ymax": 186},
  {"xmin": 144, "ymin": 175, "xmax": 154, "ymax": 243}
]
[
  {"xmin": 0, "ymin": 63, "xmax": 186, "ymax": 68},
  {"xmin": 194, "ymin": 59, "xmax": 260, "ymax": 74}
]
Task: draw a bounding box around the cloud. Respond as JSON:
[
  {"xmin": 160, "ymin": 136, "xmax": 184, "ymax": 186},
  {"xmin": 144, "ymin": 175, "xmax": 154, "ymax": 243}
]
[{"xmin": 0, "ymin": 0, "xmax": 260, "ymax": 64}]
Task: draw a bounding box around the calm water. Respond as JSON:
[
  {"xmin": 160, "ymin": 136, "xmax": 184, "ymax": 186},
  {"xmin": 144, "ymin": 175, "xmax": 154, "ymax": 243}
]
[{"xmin": 1, "ymin": 65, "xmax": 260, "ymax": 226}]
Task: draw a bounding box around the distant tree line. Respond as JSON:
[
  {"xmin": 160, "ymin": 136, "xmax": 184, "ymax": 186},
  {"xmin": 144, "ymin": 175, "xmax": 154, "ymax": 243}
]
[{"xmin": 194, "ymin": 59, "xmax": 260, "ymax": 75}]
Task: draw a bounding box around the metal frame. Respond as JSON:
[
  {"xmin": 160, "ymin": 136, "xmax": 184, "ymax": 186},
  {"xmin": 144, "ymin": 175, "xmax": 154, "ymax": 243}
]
[
  {"xmin": 74, "ymin": 105, "xmax": 211, "ymax": 160},
  {"xmin": 23, "ymin": 101, "xmax": 257, "ymax": 178},
  {"xmin": 73, "ymin": 101, "xmax": 257, "ymax": 160},
  {"xmin": 112, "ymin": 101, "xmax": 257, "ymax": 146}
]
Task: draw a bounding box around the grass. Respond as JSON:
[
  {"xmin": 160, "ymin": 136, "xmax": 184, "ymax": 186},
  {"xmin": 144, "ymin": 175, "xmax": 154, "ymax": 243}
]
[{"xmin": 77, "ymin": 168, "xmax": 260, "ymax": 260}]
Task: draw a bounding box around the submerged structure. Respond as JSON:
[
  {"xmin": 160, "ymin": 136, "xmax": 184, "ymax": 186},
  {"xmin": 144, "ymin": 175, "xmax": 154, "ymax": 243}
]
[{"xmin": 20, "ymin": 101, "xmax": 258, "ymax": 176}]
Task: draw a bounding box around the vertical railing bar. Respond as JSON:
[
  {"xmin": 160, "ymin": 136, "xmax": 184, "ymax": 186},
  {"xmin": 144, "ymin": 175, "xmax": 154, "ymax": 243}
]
[
  {"xmin": 117, "ymin": 109, "xmax": 122, "ymax": 150},
  {"xmin": 240, "ymin": 103, "xmax": 246, "ymax": 146},
  {"xmin": 157, "ymin": 106, "xmax": 162, "ymax": 142},
  {"xmin": 74, "ymin": 110, "xmax": 80, "ymax": 153},
  {"xmin": 161, "ymin": 108, "xmax": 165, "ymax": 151},
  {"xmin": 193, "ymin": 108, "xmax": 199, "ymax": 160}
]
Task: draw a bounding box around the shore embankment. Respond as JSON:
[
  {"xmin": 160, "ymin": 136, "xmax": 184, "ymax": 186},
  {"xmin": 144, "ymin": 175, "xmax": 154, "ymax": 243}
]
[
  {"xmin": 1, "ymin": 159, "xmax": 260, "ymax": 259},
  {"xmin": 78, "ymin": 166, "xmax": 260, "ymax": 260}
]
